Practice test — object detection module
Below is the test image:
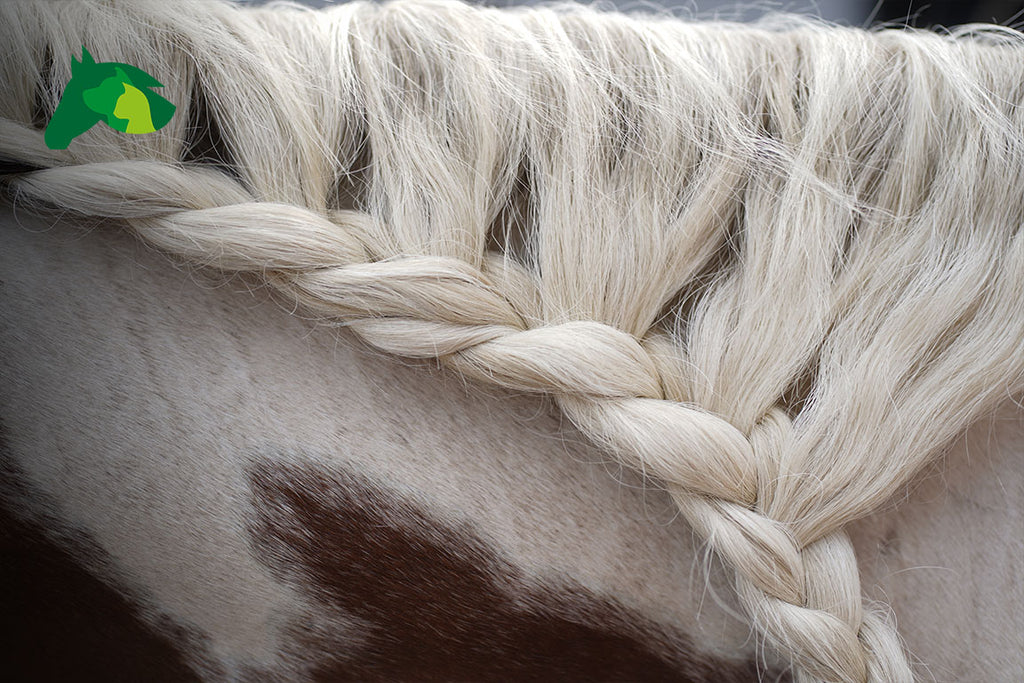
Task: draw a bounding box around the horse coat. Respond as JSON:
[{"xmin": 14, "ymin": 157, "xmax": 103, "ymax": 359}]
[{"xmin": 1, "ymin": 203, "xmax": 1022, "ymax": 681}]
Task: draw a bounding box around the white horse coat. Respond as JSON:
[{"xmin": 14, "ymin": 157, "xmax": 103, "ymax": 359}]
[{"xmin": 2, "ymin": 204, "xmax": 1021, "ymax": 681}]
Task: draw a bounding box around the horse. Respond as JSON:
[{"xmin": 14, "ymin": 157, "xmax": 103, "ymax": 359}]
[
  {"xmin": 2, "ymin": 0, "xmax": 1024, "ymax": 680},
  {"xmin": 2, "ymin": 202, "xmax": 1021, "ymax": 681}
]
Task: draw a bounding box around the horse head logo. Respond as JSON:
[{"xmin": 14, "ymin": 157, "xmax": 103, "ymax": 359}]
[{"xmin": 45, "ymin": 46, "xmax": 176, "ymax": 150}]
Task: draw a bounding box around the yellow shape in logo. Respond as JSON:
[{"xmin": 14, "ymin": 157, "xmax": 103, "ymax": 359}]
[{"xmin": 113, "ymin": 82, "xmax": 157, "ymax": 134}]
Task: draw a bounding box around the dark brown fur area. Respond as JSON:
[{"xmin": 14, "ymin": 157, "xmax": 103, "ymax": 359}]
[
  {"xmin": 0, "ymin": 451, "xmax": 202, "ymax": 682},
  {"xmin": 248, "ymin": 459, "xmax": 783, "ymax": 682}
]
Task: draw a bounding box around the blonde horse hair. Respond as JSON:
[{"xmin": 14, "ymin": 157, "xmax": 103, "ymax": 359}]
[{"xmin": 2, "ymin": 0, "xmax": 1023, "ymax": 680}]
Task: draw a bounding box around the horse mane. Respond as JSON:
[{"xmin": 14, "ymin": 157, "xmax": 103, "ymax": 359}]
[{"xmin": 3, "ymin": 1, "xmax": 1023, "ymax": 679}]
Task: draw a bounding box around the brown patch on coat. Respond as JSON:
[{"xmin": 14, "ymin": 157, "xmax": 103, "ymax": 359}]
[
  {"xmin": 0, "ymin": 437, "xmax": 203, "ymax": 683},
  {"xmin": 248, "ymin": 460, "xmax": 784, "ymax": 682}
]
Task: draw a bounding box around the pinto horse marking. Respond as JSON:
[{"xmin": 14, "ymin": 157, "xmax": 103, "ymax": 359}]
[
  {"xmin": 1, "ymin": 445, "xmax": 203, "ymax": 682},
  {"xmin": 0, "ymin": 207, "xmax": 790, "ymax": 680},
  {"xmin": 2, "ymin": 192, "xmax": 1022, "ymax": 681},
  {"xmin": 247, "ymin": 459, "xmax": 770, "ymax": 681},
  {"xmin": 3, "ymin": 197, "xmax": 1024, "ymax": 681}
]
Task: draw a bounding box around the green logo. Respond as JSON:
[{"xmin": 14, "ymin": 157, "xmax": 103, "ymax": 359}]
[{"xmin": 45, "ymin": 47, "xmax": 175, "ymax": 150}]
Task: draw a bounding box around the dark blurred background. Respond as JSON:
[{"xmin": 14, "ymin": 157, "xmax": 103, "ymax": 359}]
[{"xmin": 486, "ymin": 0, "xmax": 1024, "ymax": 27}]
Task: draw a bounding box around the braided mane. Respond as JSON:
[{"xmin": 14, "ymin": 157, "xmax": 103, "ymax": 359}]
[{"xmin": 3, "ymin": 1, "xmax": 1023, "ymax": 680}]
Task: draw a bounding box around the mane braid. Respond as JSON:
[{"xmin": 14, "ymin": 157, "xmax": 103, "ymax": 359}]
[{"xmin": 3, "ymin": 1, "xmax": 1023, "ymax": 681}]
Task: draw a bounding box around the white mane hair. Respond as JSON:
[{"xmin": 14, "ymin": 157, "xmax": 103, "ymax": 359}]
[{"xmin": 2, "ymin": 1, "xmax": 1023, "ymax": 680}]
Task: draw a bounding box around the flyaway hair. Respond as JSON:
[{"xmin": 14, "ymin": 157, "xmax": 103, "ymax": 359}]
[{"xmin": 2, "ymin": 1, "xmax": 1023, "ymax": 680}]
